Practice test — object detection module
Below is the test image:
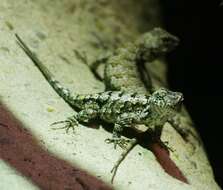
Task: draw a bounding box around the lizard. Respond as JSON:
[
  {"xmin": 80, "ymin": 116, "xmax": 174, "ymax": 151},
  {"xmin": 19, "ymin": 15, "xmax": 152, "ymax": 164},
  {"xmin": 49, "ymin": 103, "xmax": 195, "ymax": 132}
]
[
  {"xmin": 101, "ymin": 27, "xmax": 197, "ymax": 139},
  {"xmin": 15, "ymin": 33, "xmax": 184, "ymax": 183},
  {"xmin": 86, "ymin": 27, "xmax": 199, "ymax": 182},
  {"xmin": 90, "ymin": 27, "xmax": 179, "ymax": 94}
]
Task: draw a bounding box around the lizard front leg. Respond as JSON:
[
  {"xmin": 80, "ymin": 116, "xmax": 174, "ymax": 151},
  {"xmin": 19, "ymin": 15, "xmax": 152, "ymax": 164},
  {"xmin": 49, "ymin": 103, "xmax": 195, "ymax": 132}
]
[
  {"xmin": 105, "ymin": 123, "xmax": 130, "ymax": 149},
  {"xmin": 105, "ymin": 115, "xmax": 134, "ymax": 149},
  {"xmin": 105, "ymin": 123, "xmax": 129, "ymax": 149}
]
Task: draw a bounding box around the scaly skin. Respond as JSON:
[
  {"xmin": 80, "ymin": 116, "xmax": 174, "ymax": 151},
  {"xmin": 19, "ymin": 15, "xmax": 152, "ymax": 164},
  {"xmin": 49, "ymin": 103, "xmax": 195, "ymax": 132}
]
[
  {"xmin": 16, "ymin": 33, "xmax": 183, "ymax": 145},
  {"xmin": 90, "ymin": 28, "xmax": 197, "ymax": 182},
  {"xmin": 92, "ymin": 27, "xmax": 179, "ymax": 93},
  {"xmin": 16, "ymin": 32, "xmax": 184, "ymax": 183},
  {"xmin": 100, "ymin": 28, "xmax": 198, "ymax": 183}
]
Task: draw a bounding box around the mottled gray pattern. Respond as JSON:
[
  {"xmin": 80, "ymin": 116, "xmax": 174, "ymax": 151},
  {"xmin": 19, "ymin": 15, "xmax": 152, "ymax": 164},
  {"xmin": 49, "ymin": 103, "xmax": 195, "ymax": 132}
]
[
  {"xmin": 104, "ymin": 27, "xmax": 179, "ymax": 93},
  {"xmin": 16, "ymin": 32, "xmax": 182, "ymax": 146},
  {"xmin": 47, "ymin": 80, "xmax": 183, "ymax": 134},
  {"xmin": 16, "ymin": 31, "xmax": 184, "ymax": 183},
  {"xmin": 46, "ymin": 80, "xmax": 183, "ymax": 133}
]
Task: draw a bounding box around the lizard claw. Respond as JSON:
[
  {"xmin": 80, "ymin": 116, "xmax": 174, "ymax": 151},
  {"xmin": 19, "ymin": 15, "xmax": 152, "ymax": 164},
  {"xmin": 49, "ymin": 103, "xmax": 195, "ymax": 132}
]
[
  {"xmin": 105, "ymin": 138, "xmax": 130, "ymax": 149},
  {"xmin": 51, "ymin": 117, "xmax": 79, "ymax": 133}
]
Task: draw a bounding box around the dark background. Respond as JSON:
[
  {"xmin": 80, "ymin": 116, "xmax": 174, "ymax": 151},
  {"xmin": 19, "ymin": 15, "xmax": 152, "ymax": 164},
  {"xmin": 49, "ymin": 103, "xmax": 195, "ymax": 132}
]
[{"xmin": 161, "ymin": 0, "xmax": 223, "ymax": 188}]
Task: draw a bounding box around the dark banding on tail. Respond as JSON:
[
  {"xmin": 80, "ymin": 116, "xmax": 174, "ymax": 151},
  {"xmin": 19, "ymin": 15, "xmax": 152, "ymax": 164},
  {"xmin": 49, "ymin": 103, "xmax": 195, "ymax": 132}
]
[{"xmin": 15, "ymin": 34, "xmax": 79, "ymax": 109}]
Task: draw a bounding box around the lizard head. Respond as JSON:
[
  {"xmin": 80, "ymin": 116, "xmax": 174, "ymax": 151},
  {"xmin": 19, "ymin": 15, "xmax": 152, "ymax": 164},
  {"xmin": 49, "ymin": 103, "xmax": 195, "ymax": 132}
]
[
  {"xmin": 144, "ymin": 88, "xmax": 183, "ymax": 126},
  {"xmin": 137, "ymin": 28, "xmax": 179, "ymax": 61},
  {"xmin": 150, "ymin": 88, "xmax": 183, "ymax": 109}
]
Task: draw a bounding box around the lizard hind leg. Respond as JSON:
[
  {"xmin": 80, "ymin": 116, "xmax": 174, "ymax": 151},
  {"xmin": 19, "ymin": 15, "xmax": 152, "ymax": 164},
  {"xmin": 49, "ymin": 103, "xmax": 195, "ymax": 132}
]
[
  {"xmin": 51, "ymin": 109, "xmax": 98, "ymax": 133},
  {"xmin": 51, "ymin": 115, "xmax": 79, "ymax": 133}
]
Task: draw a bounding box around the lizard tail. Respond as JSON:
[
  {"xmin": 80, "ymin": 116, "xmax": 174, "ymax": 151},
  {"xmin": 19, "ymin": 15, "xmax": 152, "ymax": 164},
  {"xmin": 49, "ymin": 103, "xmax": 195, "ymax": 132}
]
[
  {"xmin": 15, "ymin": 34, "xmax": 53, "ymax": 81},
  {"xmin": 111, "ymin": 138, "xmax": 137, "ymax": 183},
  {"xmin": 15, "ymin": 34, "xmax": 79, "ymax": 108}
]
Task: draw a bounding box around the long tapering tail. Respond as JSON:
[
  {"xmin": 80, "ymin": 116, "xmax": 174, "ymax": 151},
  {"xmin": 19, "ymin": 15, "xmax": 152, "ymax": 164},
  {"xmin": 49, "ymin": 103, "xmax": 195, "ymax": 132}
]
[
  {"xmin": 15, "ymin": 34, "xmax": 78, "ymax": 108},
  {"xmin": 15, "ymin": 34, "xmax": 54, "ymax": 81}
]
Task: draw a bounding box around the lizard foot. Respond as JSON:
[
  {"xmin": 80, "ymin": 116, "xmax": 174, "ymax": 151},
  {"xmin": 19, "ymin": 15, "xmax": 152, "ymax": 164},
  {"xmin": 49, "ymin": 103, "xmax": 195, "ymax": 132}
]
[
  {"xmin": 105, "ymin": 138, "xmax": 130, "ymax": 149},
  {"xmin": 51, "ymin": 117, "xmax": 79, "ymax": 133}
]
